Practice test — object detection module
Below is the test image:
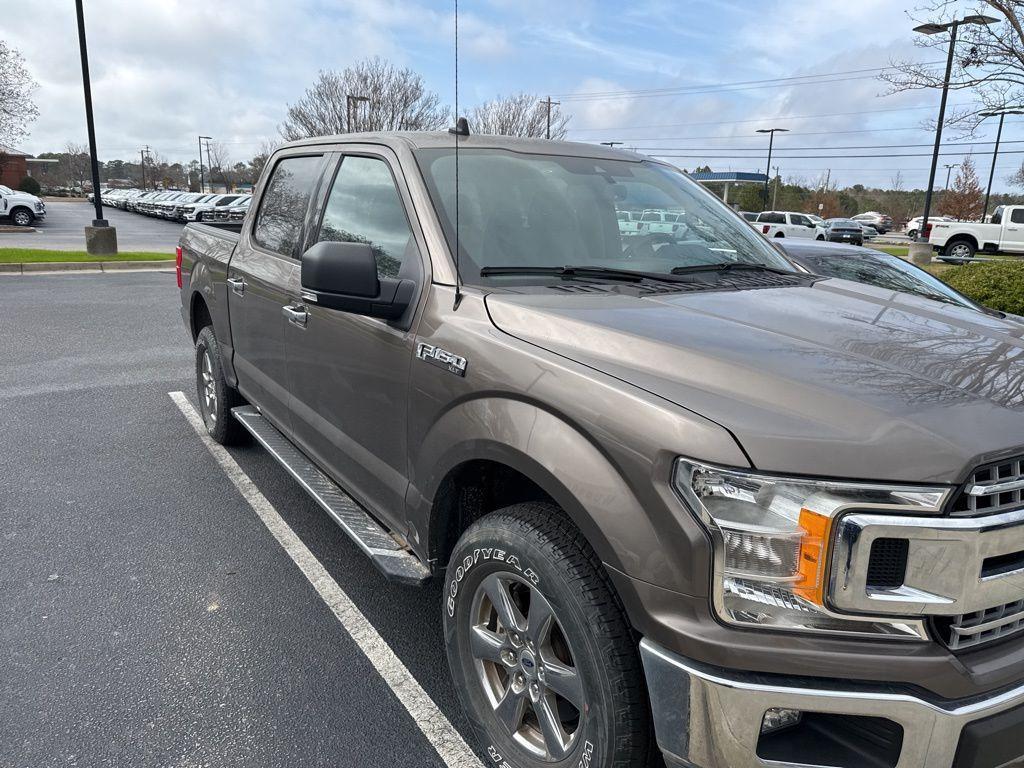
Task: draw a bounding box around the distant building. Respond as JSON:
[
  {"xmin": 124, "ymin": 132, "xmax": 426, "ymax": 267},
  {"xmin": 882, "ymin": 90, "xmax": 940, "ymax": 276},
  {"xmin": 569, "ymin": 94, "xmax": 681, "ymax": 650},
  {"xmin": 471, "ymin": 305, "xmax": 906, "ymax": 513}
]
[{"xmin": 0, "ymin": 144, "xmax": 58, "ymax": 188}]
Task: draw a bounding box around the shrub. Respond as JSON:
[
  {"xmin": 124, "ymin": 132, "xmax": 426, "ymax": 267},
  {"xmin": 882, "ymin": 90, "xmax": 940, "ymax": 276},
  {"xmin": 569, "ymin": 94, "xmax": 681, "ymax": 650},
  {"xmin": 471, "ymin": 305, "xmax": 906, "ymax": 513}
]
[
  {"xmin": 941, "ymin": 260, "xmax": 1024, "ymax": 315},
  {"xmin": 17, "ymin": 176, "xmax": 40, "ymax": 195}
]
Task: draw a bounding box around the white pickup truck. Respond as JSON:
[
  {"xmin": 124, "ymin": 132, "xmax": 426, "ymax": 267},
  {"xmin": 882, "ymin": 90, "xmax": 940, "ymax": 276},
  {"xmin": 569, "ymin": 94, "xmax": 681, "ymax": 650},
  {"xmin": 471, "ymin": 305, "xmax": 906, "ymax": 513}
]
[
  {"xmin": 928, "ymin": 205, "xmax": 1024, "ymax": 260},
  {"xmin": 0, "ymin": 184, "xmax": 46, "ymax": 226},
  {"xmin": 753, "ymin": 210, "xmax": 825, "ymax": 240}
]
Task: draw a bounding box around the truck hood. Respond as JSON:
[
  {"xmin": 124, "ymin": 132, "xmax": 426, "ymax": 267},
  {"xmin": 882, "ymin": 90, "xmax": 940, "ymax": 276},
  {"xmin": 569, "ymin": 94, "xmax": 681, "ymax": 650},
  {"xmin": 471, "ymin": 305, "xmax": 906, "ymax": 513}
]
[{"xmin": 485, "ymin": 279, "xmax": 1024, "ymax": 483}]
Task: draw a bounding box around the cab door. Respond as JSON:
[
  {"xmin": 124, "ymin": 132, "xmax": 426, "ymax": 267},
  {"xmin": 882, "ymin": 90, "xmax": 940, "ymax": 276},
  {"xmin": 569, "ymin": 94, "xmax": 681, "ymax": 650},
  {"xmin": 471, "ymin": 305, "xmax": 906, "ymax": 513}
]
[
  {"xmin": 1002, "ymin": 207, "xmax": 1024, "ymax": 252},
  {"xmin": 226, "ymin": 152, "xmax": 326, "ymax": 433},
  {"xmin": 284, "ymin": 148, "xmax": 427, "ymax": 531}
]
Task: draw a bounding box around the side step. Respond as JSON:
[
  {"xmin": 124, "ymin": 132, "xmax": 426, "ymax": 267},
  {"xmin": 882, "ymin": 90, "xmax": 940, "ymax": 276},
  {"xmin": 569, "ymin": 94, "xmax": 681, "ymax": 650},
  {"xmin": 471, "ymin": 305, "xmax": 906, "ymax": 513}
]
[{"xmin": 231, "ymin": 406, "xmax": 430, "ymax": 586}]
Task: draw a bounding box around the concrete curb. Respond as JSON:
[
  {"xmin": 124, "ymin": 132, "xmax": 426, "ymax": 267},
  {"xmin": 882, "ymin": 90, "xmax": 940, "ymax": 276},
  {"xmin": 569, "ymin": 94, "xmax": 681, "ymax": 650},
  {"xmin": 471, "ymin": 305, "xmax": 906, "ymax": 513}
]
[
  {"xmin": 0, "ymin": 226, "xmax": 38, "ymax": 233},
  {"xmin": 0, "ymin": 260, "xmax": 174, "ymax": 275}
]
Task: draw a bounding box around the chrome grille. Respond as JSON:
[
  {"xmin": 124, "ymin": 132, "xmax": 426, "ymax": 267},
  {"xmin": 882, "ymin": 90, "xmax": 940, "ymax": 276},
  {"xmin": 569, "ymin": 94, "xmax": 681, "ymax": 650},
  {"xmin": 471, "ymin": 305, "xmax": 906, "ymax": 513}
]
[
  {"xmin": 954, "ymin": 457, "xmax": 1024, "ymax": 516},
  {"xmin": 940, "ymin": 599, "xmax": 1024, "ymax": 650}
]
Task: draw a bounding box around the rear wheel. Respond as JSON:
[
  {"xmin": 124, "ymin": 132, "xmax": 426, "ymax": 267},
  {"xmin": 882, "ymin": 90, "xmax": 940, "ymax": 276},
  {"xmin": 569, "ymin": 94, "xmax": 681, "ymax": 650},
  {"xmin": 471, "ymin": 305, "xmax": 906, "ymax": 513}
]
[
  {"xmin": 774, "ymin": 232, "xmax": 785, "ymax": 238},
  {"xmin": 10, "ymin": 208, "xmax": 33, "ymax": 227},
  {"xmin": 907, "ymin": 229, "xmax": 918, "ymax": 239},
  {"xmin": 945, "ymin": 238, "xmax": 976, "ymax": 261},
  {"xmin": 815, "ymin": 234, "xmax": 825, "ymax": 241},
  {"xmin": 444, "ymin": 503, "xmax": 651, "ymax": 768},
  {"xmin": 195, "ymin": 326, "xmax": 246, "ymax": 445}
]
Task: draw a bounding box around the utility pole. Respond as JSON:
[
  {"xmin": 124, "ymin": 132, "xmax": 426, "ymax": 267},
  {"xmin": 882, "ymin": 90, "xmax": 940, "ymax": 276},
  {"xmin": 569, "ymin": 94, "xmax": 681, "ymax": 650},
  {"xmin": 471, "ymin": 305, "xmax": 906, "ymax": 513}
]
[
  {"xmin": 140, "ymin": 146, "xmax": 150, "ymax": 190},
  {"xmin": 75, "ymin": 0, "xmax": 116, "ymax": 254},
  {"xmin": 540, "ymin": 96, "xmax": 561, "ymax": 139},
  {"xmin": 203, "ymin": 138, "xmax": 215, "ymax": 192},
  {"xmin": 979, "ymin": 110, "xmax": 1024, "ymax": 221},
  {"xmin": 772, "ymin": 165, "xmax": 780, "ymax": 209},
  {"xmin": 755, "ymin": 128, "xmax": 788, "ymax": 210},
  {"xmin": 198, "ymin": 135, "xmax": 211, "ymax": 193},
  {"xmin": 346, "ymin": 94, "xmax": 369, "ymax": 133}
]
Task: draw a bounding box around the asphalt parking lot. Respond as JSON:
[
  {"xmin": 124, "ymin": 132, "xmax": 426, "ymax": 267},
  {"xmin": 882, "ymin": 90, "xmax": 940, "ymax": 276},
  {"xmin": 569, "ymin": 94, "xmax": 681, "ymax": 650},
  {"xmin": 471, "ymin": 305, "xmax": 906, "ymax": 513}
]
[
  {"xmin": 0, "ymin": 270, "xmax": 485, "ymax": 767},
  {"xmin": 2, "ymin": 201, "xmax": 182, "ymax": 252}
]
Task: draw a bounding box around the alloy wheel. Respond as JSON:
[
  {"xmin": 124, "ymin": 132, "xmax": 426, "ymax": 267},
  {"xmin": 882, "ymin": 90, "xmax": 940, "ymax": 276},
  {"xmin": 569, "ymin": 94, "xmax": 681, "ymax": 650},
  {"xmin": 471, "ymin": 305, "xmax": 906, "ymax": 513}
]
[
  {"xmin": 200, "ymin": 349, "xmax": 217, "ymax": 426},
  {"xmin": 950, "ymin": 243, "xmax": 972, "ymax": 260},
  {"xmin": 469, "ymin": 572, "xmax": 585, "ymax": 762}
]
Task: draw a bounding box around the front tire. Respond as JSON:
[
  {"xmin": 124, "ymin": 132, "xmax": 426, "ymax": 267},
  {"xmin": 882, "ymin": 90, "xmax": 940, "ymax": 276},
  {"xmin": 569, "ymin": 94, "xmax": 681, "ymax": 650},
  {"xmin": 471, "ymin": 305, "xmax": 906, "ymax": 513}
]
[
  {"xmin": 443, "ymin": 503, "xmax": 650, "ymax": 768},
  {"xmin": 945, "ymin": 238, "xmax": 976, "ymax": 261},
  {"xmin": 10, "ymin": 208, "xmax": 33, "ymax": 227},
  {"xmin": 195, "ymin": 326, "xmax": 246, "ymax": 445}
]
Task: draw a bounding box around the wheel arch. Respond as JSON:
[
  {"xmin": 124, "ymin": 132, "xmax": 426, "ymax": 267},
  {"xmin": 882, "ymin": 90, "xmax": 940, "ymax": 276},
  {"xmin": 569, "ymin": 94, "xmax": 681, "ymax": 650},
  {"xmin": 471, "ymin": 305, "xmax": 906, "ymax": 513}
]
[
  {"xmin": 189, "ymin": 291, "xmax": 212, "ymax": 342},
  {"xmin": 8, "ymin": 205, "xmax": 33, "ymax": 222},
  {"xmin": 416, "ymin": 397, "xmax": 669, "ymax": 590},
  {"xmin": 946, "ymin": 233, "xmax": 979, "ymax": 251}
]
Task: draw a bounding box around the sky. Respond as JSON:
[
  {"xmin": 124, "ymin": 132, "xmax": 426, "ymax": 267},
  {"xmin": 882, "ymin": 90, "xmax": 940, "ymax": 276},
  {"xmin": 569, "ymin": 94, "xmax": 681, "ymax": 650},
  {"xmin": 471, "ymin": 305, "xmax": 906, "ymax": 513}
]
[{"xmin": 6, "ymin": 0, "xmax": 1023, "ymax": 191}]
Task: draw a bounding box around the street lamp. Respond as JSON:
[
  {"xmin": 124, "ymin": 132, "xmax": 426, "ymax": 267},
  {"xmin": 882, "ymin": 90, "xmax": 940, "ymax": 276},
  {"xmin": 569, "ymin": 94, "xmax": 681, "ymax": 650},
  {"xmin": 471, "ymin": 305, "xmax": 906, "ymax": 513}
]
[
  {"xmin": 346, "ymin": 94, "xmax": 369, "ymax": 133},
  {"xmin": 198, "ymin": 135, "xmax": 212, "ymax": 193},
  {"xmin": 600, "ymin": 141, "xmax": 624, "ymax": 148},
  {"xmin": 912, "ymin": 14, "xmax": 999, "ymax": 242},
  {"xmin": 943, "ymin": 163, "xmax": 959, "ymax": 190},
  {"xmin": 756, "ymin": 128, "xmax": 788, "ymax": 209},
  {"xmin": 979, "ymin": 109, "xmax": 1024, "ymax": 220},
  {"xmin": 75, "ymin": 0, "xmax": 116, "ymax": 255}
]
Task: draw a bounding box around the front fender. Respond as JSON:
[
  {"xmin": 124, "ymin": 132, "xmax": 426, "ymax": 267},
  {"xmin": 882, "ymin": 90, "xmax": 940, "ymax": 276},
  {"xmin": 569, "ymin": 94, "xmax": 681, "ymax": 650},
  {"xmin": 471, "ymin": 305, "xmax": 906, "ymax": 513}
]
[{"xmin": 414, "ymin": 395, "xmax": 714, "ymax": 596}]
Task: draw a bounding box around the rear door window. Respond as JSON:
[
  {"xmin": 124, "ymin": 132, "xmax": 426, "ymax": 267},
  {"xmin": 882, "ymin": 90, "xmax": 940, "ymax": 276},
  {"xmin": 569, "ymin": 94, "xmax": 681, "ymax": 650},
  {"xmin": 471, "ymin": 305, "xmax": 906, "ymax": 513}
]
[
  {"xmin": 1011, "ymin": 209, "xmax": 1024, "ymax": 224},
  {"xmin": 253, "ymin": 156, "xmax": 323, "ymax": 257},
  {"xmin": 759, "ymin": 212, "xmax": 785, "ymax": 224}
]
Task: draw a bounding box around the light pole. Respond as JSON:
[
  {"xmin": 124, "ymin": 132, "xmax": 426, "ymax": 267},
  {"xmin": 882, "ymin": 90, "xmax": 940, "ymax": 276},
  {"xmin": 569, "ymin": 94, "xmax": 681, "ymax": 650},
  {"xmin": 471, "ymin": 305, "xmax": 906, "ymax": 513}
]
[
  {"xmin": 756, "ymin": 128, "xmax": 788, "ymax": 210},
  {"xmin": 912, "ymin": 14, "xmax": 998, "ymax": 244},
  {"xmin": 979, "ymin": 109, "xmax": 1024, "ymax": 221},
  {"xmin": 75, "ymin": 0, "xmax": 116, "ymax": 254},
  {"xmin": 600, "ymin": 141, "xmax": 623, "ymax": 148},
  {"xmin": 944, "ymin": 163, "xmax": 958, "ymax": 190},
  {"xmin": 346, "ymin": 94, "xmax": 369, "ymax": 133},
  {"xmin": 198, "ymin": 135, "xmax": 211, "ymax": 193}
]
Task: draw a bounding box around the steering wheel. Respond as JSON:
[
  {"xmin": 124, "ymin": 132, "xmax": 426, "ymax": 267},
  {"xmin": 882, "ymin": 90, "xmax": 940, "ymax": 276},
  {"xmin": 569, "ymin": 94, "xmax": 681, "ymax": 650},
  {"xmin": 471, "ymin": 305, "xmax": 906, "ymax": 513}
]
[{"xmin": 623, "ymin": 232, "xmax": 674, "ymax": 260}]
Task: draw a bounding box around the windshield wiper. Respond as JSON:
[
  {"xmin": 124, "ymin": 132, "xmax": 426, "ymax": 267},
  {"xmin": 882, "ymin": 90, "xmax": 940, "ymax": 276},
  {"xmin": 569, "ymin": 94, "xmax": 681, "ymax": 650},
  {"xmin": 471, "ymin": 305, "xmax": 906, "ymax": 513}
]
[
  {"xmin": 480, "ymin": 265, "xmax": 676, "ymax": 283},
  {"xmin": 669, "ymin": 262, "xmax": 793, "ymax": 276}
]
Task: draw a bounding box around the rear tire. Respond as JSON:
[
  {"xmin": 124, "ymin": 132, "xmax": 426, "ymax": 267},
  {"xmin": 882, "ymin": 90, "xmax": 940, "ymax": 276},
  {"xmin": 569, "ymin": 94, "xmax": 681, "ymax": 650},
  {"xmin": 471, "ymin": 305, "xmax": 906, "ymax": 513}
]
[
  {"xmin": 945, "ymin": 238, "xmax": 976, "ymax": 261},
  {"xmin": 815, "ymin": 234, "xmax": 825, "ymax": 241},
  {"xmin": 443, "ymin": 503, "xmax": 651, "ymax": 768},
  {"xmin": 195, "ymin": 326, "xmax": 246, "ymax": 445},
  {"xmin": 907, "ymin": 229, "xmax": 918, "ymax": 239},
  {"xmin": 774, "ymin": 232, "xmax": 785, "ymax": 238}
]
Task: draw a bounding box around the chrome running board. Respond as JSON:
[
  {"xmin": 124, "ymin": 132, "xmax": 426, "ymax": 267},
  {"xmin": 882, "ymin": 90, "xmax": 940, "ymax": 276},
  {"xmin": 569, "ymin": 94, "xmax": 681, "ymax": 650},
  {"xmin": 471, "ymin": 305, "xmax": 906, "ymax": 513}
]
[{"xmin": 231, "ymin": 405, "xmax": 430, "ymax": 586}]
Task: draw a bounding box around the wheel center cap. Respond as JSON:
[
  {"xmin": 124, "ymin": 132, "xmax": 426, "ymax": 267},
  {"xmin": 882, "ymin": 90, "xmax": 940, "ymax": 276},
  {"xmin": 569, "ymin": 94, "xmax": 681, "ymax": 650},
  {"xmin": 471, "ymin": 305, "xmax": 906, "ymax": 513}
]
[{"xmin": 519, "ymin": 649, "xmax": 537, "ymax": 678}]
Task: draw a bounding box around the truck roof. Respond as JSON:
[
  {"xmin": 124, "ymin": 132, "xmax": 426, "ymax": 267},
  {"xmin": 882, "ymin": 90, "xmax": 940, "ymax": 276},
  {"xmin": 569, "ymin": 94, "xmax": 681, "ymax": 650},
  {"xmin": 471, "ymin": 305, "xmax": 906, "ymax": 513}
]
[{"xmin": 282, "ymin": 130, "xmax": 647, "ymax": 162}]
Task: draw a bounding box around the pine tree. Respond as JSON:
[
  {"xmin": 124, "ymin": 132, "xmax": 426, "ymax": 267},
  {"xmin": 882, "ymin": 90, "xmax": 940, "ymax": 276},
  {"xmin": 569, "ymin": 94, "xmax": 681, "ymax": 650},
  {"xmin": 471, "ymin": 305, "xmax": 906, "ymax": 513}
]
[{"xmin": 938, "ymin": 156, "xmax": 984, "ymax": 221}]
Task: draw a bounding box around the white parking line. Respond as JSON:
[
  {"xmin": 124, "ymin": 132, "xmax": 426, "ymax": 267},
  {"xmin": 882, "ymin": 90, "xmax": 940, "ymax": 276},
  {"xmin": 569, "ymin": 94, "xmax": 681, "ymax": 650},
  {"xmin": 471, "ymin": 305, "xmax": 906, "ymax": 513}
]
[{"xmin": 168, "ymin": 391, "xmax": 482, "ymax": 768}]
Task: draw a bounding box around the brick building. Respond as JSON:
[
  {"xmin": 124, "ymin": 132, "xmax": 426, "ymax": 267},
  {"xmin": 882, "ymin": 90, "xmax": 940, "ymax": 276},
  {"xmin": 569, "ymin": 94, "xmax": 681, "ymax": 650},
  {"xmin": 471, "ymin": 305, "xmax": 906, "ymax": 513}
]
[{"xmin": 0, "ymin": 144, "xmax": 28, "ymax": 188}]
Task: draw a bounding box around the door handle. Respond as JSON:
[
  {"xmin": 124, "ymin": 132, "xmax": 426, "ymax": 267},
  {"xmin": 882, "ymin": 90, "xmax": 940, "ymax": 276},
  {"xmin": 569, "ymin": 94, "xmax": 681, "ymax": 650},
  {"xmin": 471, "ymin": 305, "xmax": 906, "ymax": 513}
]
[
  {"xmin": 282, "ymin": 304, "xmax": 309, "ymax": 328},
  {"xmin": 227, "ymin": 276, "xmax": 246, "ymax": 296}
]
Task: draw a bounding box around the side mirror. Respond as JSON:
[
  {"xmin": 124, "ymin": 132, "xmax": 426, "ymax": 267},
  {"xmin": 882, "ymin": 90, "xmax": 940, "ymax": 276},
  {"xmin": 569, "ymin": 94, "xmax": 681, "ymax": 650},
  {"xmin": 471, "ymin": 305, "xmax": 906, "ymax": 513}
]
[{"xmin": 301, "ymin": 241, "xmax": 415, "ymax": 321}]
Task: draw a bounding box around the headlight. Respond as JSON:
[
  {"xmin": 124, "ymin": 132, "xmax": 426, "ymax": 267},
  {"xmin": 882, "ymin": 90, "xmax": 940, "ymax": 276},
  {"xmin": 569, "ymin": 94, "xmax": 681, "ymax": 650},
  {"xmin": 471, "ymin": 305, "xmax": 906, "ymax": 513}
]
[{"xmin": 673, "ymin": 458, "xmax": 948, "ymax": 638}]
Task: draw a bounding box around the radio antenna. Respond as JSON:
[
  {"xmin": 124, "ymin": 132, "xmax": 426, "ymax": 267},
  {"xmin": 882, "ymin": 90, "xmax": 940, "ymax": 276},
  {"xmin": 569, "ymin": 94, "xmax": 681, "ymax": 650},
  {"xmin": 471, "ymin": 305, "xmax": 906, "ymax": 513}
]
[{"xmin": 448, "ymin": 0, "xmax": 466, "ymax": 309}]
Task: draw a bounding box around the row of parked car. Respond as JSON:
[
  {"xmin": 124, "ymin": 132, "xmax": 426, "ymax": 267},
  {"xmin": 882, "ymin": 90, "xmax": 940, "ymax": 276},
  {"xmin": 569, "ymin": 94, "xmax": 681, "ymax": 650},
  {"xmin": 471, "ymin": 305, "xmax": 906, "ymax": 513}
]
[
  {"xmin": 97, "ymin": 188, "xmax": 252, "ymax": 224},
  {"xmin": 740, "ymin": 210, "xmax": 884, "ymax": 246}
]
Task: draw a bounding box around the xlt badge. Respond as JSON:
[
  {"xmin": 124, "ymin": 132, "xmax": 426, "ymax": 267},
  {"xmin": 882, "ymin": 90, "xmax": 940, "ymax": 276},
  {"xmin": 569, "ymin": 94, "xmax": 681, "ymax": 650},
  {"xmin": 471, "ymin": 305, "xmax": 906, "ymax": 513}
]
[{"xmin": 416, "ymin": 342, "xmax": 467, "ymax": 377}]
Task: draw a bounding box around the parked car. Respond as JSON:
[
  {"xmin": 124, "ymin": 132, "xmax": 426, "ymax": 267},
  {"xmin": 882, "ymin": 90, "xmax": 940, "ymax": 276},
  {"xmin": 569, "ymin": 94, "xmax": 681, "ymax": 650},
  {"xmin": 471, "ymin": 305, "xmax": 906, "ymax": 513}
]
[
  {"xmin": 905, "ymin": 215, "xmax": 954, "ymax": 239},
  {"xmin": 926, "ymin": 204, "xmax": 1024, "ymax": 260},
  {"xmin": 0, "ymin": 184, "xmax": 46, "ymax": 226},
  {"xmin": 209, "ymin": 196, "xmax": 252, "ymax": 223},
  {"xmin": 754, "ymin": 210, "xmax": 825, "ymax": 240},
  {"xmin": 616, "ymin": 210, "xmax": 642, "ymax": 237},
  {"xmin": 857, "ymin": 222, "xmax": 879, "ymax": 240},
  {"xmin": 180, "ymin": 193, "xmax": 246, "ymax": 222},
  {"xmin": 777, "ymin": 240, "xmax": 1002, "ymax": 315},
  {"xmin": 823, "ymin": 217, "xmax": 864, "ymax": 245},
  {"xmin": 178, "ymin": 132, "xmax": 1024, "ymax": 768},
  {"xmin": 851, "ymin": 211, "xmax": 892, "ymax": 233}
]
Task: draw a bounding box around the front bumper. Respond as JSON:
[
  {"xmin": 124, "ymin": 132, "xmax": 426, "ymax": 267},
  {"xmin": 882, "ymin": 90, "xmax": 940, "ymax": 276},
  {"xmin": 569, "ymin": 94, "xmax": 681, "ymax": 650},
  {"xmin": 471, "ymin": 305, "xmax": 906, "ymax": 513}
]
[{"xmin": 641, "ymin": 640, "xmax": 1024, "ymax": 768}]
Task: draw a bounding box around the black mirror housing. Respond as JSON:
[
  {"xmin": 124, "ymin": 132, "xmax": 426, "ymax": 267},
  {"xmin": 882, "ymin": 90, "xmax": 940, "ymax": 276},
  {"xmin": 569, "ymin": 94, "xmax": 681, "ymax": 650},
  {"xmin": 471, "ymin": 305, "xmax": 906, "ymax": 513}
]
[{"xmin": 301, "ymin": 241, "xmax": 415, "ymax": 321}]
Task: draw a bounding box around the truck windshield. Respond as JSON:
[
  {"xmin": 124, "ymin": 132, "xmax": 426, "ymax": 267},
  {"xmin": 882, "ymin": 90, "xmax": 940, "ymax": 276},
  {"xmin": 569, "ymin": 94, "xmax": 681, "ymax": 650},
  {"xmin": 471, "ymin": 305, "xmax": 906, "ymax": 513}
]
[{"xmin": 414, "ymin": 147, "xmax": 795, "ymax": 283}]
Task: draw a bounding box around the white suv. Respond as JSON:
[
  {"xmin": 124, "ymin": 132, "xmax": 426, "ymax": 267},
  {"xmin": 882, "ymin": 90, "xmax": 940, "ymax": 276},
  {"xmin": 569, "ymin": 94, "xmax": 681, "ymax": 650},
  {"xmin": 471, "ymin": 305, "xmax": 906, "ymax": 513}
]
[
  {"xmin": 179, "ymin": 194, "xmax": 246, "ymax": 222},
  {"xmin": 754, "ymin": 211, "xmax": 825, "ymax": 240},
  {"xmin": 0, "ymin": 184, "xmax": 46, "ymax": 226}
]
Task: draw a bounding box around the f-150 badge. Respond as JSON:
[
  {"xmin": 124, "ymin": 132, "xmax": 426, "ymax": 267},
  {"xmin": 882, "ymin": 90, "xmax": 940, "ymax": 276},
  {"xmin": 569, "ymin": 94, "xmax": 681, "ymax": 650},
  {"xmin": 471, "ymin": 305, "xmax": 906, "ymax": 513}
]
[{"xmin": 416, "ymin": 342, "xmax": 467, "ymax": 377}]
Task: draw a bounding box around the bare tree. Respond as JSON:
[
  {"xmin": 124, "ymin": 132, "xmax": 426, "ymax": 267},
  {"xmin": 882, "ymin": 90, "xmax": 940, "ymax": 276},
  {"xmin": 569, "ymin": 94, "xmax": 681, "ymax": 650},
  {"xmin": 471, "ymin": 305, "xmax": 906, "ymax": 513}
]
[
  {"xmin": 469, "ymin": 93, "xmax": 570, "ymax": 139},
  {"xmin": 0, "ymin": 40, "xmax": 37, "ymax": 145},
  {"xmin": 280, "ymin": 57, "xmax": 449, "ymax": 140},
  {"xmin": 249, "ymin": 138, "xmax": 280, "ymax": 182},
  {"xmin": 882, "ymin": 2, "xmax": 1024, "ymax": 134},
  {"xmin": 61, "ymin": 142, "xmax": 91, "ymax": 190},
  {"xmin": 206, "ymin": 141, "xmax": 232, "ymax": 189}
]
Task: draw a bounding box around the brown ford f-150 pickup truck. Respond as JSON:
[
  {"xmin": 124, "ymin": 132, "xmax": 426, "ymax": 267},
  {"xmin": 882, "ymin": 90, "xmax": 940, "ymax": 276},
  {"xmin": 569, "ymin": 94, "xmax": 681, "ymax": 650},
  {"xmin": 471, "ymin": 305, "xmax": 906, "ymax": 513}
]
[{"xmin": 178, "ymin": 131, "xmax": 1024, "ymax": 768}]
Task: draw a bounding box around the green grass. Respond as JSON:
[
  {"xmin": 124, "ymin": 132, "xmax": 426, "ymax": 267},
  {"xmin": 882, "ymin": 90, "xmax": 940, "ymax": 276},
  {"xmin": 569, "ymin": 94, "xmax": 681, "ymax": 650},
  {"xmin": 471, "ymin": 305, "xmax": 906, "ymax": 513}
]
[{"xmin": 0, "ymin": 249, "xmax": 173, "ymax": 264}]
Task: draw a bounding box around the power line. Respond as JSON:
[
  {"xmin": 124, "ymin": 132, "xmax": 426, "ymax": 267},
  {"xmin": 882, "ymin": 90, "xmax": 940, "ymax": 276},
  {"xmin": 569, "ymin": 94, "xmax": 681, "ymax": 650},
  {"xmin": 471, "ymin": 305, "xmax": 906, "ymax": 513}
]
[
  {"xmin": 610, "ymin": 139, "xmax": 1024, "ymax": 152},
  {"xmin": 552, "ymin": 61, "xmax": 944, "ymax": 101},
  {"xmin": 653, "ymin": 149, "xmax": 1024, "ymax": 159},
  {"xmin": 566, "ymin": 103, "xmax": 975, "ymax": 132}
]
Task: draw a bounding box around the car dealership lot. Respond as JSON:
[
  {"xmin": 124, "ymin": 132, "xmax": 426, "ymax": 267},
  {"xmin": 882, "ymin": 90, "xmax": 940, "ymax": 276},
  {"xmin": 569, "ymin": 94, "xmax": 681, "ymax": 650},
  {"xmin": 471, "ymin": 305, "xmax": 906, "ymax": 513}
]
[
  {"xmin": 2, "ymin": 201, "xmax": 182, "ymax": 252},
  {"xmin": 0, "ymin": 271, "xmax": 483, "ymax": 768}
]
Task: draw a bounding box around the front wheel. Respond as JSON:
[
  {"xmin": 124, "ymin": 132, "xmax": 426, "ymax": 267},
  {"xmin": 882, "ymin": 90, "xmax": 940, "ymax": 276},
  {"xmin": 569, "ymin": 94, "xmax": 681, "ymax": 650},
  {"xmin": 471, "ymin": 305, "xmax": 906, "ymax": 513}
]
[
  {"xmin": 816, "ymin": 234, "xmax": 825, "ymax": 241},
  {"xmin": 195, "ymin": 326, "xmax": 246, "ymax": 445},
  {"xmin": 907, "ymin": 229, "xmax": 918, "ymax": 239},
  {"xmin": 444, "ymin": 503, "xmax": 651, "ymax": 768},
  {"xmin": 10, "ymin": 208, "xmax": 33, "ymax": 227}
]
